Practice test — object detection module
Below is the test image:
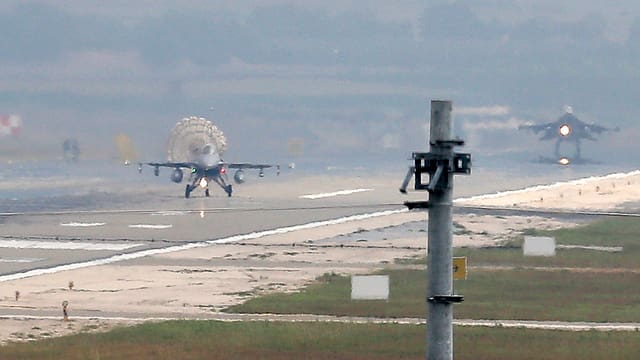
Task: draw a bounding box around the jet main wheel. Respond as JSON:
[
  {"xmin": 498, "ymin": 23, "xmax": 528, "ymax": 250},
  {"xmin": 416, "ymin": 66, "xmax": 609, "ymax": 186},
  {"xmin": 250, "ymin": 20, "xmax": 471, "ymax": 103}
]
[
  {"xmin": 205, "ymin": 188, "xmax": 210, "ymax": 197},
  {"xmin": 185, "ymin": 184, "xmax": 192, "ymax": 198}
]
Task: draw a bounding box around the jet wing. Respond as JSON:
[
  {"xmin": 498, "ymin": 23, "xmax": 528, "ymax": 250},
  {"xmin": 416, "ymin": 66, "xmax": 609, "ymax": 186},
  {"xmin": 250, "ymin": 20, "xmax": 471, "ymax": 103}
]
[
  {"xmin": 585, "ymin": 123, "xmax": 615, "ymax": 134},
  {"xmin": 138, "ymin": 162, "xmax": 201, "ymax": 175},
  {"xmin": 145, "ymin": 161, "xmax": 199, "ymax": 169},
  {"xmin": 518, "ymin": 123, "xmax": 552, "ymax": 134},
  {"xmin": 225, "ymin": 163, "xmax": 273, "ymax": 169}
]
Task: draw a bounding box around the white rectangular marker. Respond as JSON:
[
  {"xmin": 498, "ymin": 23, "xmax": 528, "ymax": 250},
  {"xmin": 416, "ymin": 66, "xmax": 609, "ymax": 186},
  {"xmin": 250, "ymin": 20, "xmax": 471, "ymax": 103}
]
[{"xmin": 351, "ymin": 275, "xmax": 389, "ymax": 300}]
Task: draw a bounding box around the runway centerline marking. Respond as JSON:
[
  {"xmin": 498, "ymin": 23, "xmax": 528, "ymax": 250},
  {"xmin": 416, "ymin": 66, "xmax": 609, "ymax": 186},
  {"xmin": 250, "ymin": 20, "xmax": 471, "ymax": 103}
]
[
  {"xmin": 60, "ymin": 222, "xmax": 106, "ymax": 227},
  {"xmin": 128, "ymin": 224, "xmax": 173, "ymax": 230},
  {"xmin": 300, "ymin": 188, "xmax": 374, "ymax": 199},
  {"xmin": 152, "ymin": 211, "xmax": 187, "ymax": 216},
  {"xmin": 0, "ymin": 209, "xmax": 405, "ymax": 282}
]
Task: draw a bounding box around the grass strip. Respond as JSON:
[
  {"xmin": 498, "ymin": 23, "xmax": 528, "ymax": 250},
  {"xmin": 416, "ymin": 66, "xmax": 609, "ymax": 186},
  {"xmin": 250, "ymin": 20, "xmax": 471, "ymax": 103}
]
[
  {"xmin": 2, "ymin": 321, "xmax": 639, "ymax": 360},
  {"xmin": 227, "ymin": 269, "xmax": 640, "ymax": 322}
]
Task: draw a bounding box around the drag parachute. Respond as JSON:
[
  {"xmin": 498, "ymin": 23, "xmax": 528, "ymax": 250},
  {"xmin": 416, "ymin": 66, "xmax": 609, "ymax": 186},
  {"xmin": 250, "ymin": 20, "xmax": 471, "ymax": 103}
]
[{"xmin": 167, "ymin": 116, "xmax": 227, "ymax": 162}]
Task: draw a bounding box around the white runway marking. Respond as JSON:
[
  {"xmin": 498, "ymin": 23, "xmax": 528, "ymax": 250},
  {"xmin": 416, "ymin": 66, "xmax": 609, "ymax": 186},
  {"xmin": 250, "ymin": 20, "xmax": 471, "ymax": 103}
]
[
  {"xmin": 60, "ymin": 222, "xmax": 106, "ymax": 227},
  {"xmin": 0, "ymin": 209, "xmax": 405, "ymax": 282},
  {"xmin": 0, "ymin": 258, "xmax": 43, "ymax": 263},
  {"xmin": 300, "ymin": 188, "xmax": 374, "ymax": 199},
  {"xmin": 0, "ymin": 240, "xmax": 142, "ymax": 251},
  {"xmin": 128, "ymin": 224, "xmax": 173, "ymax": 230},
  {"xmin": 152, "ymin": 211, "xmax": 187, "ymax": 216}
]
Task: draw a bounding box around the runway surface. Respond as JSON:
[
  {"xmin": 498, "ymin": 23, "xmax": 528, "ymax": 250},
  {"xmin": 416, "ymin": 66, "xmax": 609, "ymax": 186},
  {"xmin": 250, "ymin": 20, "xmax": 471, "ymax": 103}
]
[
  {"xmin": 0, "ymin": 173, "xmax": 404, "ymax": 279},
  {"xmin": 1, "ymin": 163, "xmax": 634, "ymax": 288}
]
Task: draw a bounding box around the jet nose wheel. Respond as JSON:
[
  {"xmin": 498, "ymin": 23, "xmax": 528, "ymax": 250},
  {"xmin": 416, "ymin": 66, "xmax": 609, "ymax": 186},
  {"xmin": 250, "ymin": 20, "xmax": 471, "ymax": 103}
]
[{"xmin": 205, "ymin": 188, "xmax": 210, "ymax": 197}]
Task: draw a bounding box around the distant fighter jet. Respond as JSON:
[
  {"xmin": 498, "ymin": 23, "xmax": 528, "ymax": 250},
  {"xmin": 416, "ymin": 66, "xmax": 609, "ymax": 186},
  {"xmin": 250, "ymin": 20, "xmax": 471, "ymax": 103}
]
[
  {"xmin": 138, "ymin": 117, "xmax": 278, "ymax": 198},
  {"xmin": 519, "ymin": 106, "xmax": 618, "ymax": 165},
  {"xmin": 62, "ymin": 138, "xmax": 80, "ymax": 162}
]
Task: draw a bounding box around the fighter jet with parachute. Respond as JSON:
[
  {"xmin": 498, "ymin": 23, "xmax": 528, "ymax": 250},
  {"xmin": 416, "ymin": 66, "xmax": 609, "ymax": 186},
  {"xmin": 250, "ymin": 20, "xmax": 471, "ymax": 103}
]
[
  {"xmin": 138, "ymin": 116, "xmax": 278, "ymax": 198},
  {"xmin": 519, "ymin": 106, "xmax": 618, "ymax": 165}
]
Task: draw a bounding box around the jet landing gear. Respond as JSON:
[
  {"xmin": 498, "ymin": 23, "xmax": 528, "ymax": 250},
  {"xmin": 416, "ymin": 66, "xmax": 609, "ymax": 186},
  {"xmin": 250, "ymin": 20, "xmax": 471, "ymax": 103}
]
[
  {"xmin": 185, "ymin": 184, "xmax": 211, "ymax": 198},
  {"xmin": 185, "ymin": 184, "xmax": 231, "ymax": 198},
  {"xmin": 212, "ymin": 176, "xmax": 232, "ymax": 197},
  {"xmin": 184, "ymin": 177, "xmax": 232, "ymax": 198}
]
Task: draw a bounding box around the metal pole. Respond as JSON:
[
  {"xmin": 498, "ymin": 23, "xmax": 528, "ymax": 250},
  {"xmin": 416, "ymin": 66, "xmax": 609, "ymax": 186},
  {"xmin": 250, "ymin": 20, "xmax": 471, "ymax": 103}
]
[
  {"xmin": 401, "ymin": 99, "xmax": 469, "ymax": 358},
  {"xmin": 427, "ymin": 100, "xmax": 453, "ymax": 360}
]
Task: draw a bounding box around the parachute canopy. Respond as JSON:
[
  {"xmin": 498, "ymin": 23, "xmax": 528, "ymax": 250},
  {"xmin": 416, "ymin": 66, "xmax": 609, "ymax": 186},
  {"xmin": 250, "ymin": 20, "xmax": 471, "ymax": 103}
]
[{"xmin": 167, "ymin": 116, "xmax": 227, "ymax": 162}]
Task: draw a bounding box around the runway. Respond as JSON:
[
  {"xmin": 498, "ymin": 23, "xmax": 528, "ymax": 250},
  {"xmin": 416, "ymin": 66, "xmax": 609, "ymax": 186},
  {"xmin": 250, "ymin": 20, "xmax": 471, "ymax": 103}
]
[
  {"xmin": 1, "ymin": 165, "xmax": 634, "ymax": 288},
  {"xmin": 0, "ymin": 208, "xmax": 405, "ymax": 282},
  {"xmin": 0, "ymin": 175, "xmax": 404, "ymax": 279}
]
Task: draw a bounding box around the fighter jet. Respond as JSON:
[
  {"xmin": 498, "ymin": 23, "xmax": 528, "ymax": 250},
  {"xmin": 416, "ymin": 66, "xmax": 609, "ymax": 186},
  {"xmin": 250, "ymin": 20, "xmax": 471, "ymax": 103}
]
[
  {"xmin": 137, "ymin": 116, "xmax": 284, "ymax": 198},
  {"xmin": 140, "ymin": 143, "xmax": 277, "ymax": 198},
  {"xmin": 519, "ymin": 106, "xmax": 618, "ymax": 165}
]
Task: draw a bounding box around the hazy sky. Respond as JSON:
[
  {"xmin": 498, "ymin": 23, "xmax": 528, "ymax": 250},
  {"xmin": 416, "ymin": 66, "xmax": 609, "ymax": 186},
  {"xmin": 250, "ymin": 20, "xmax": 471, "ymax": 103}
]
[{"xmin": 1, "ymin": 1, "xmax": 639, "ymax": 166}]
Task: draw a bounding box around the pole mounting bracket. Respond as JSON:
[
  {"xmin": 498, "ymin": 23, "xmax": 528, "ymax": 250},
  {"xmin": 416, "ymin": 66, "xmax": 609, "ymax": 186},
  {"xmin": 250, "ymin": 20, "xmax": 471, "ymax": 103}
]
[
  {"xmin": 428, "ymin": 295, "xmax": 464, "ymax": 304},
  {"xmin": 404, "ymin": 201, "xmax": 430, "ymax": 210},
  {"xmin": 410, "ymin": 151, "xmax": 471, "ymax": 193}
]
